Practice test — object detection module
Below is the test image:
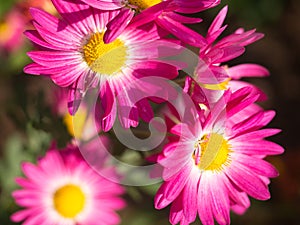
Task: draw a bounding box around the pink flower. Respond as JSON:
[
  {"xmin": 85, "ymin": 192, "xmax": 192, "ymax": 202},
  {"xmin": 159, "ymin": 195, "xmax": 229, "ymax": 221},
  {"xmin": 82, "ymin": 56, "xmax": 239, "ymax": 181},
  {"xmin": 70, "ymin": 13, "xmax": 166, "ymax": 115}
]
[
  {"xmin": 24, "ymin": 0, "xmax": 180, "ymax": 131},
  {"xmin": 154, "ymin": 87, "xmax": 284, "ymax": 225},
  {"xmin": 194, "ymin": 6, "xmax": 269, "ymax": 88},
  {"xmin": 0, "ymin": 8, "xmax": 26, "ymax": 53},
  {"xmin": 183, "ymin": 6, "xmax": 270, "ymax": 110},
  {"xmin": 11, "ymin": 143, "xmax": 125, "ymax": 225},
  {"xmin": 80, "ymin": 0, "xmax": 220, "ymax": 45}
]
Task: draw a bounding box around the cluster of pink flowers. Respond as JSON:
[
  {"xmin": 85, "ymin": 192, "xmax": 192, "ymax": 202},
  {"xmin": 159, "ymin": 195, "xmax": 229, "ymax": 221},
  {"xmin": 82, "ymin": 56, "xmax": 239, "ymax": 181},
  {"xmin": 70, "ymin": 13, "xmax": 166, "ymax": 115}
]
[{"xmin": 12, "ymin": 0, "xmax": 284, "ymax": 225}]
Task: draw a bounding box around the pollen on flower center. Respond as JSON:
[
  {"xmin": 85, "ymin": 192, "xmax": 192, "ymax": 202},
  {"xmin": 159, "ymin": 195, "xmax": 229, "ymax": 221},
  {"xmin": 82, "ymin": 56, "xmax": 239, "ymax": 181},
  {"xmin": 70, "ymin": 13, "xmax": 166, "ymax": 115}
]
[
  {"xmin": 83, "ymin": 32, "xmax": 127, "ymax": 75},
  {"xmin": 53, "ymin": 184, "xmax": 85, "ymax": 218},
  {"xmin": 128, "ymin": 0, "xmax": 162, "ymax": 10},
  {"xmin": 193, "ymin": 133, "xmax": 230, "ymax": 171}
]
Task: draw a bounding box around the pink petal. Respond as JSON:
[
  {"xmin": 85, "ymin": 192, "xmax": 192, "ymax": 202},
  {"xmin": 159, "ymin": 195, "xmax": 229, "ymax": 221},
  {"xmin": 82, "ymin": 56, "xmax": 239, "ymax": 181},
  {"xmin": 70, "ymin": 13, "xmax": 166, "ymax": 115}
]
[
  {"xmin": 232, "ymin": 111, "xmax": 264, "ymax": 134},
  {"xmin": 195, "ymin": 62, "xmax": 229, "ymax": 84},
  {"xmin": 51, "ymin": 67, "xmax": 85, "ymax": 87},
  {"xmin": 21, "ymin": 162, "xmax": 45, "ymax": 183},
  {"xmin": 226, "ymin": 162, "xmax": 271, "ymax": 200},
  {"xmin": 30, "ymin": 7, "xmax": 80, "ymax": 41},
  {"xmin": 68, "ymin": 80, "xmax": 83, "ymax": 115},
  {"xmin": 166, "ymin": 11, "xmax": 202, "ymax": 24},
  {"xmin": 221, "ymin": 175, "xmax": 250, "ymax": 210},
  {"xmin": 115, "ymin": 81, "xmax": 139, "ymax": 128},
  {"xmin": 100, "ymin": 82, "xmax": 117, "ymax": 131},
  {"xmin": 206, "ymin": 25, "xmax": 227, "ymax": 45},
  {"xmin": 51, "ymin": 0, "xmax": 95, "ymax": 34},
  {"xmin": 12, "ymin": 189, "xmax": 40, "ymax": 200},
  {"xmin": 136, "ymin": 99, "xmax": 154, "ymax": 122},
  {"xmin": 232, "ymin": 128, "xmax": 281, "ymax": 141},
  {"xmin": 80, "ymin": 0, "xmax": 123, "ymax": 10},
  {"xmin": 104, "ymin": 8, "xmax": 134, "ymax": 43},
  {"xmin": 15, "ymin": 177, "xmax": 36, "ymax": 189},
  {"xmin": 11, "ymin": 208, "xmax": 37, "ymax": 222},
  {"xmin": 228, "ymin": 64, "xmax": 270, "ymax": 79},
  {"xmin": 39, "ymin": 150, "xmax": 65, "ymax": 175},
  {"xmin": 170, "ymin": 123, "xmax": 195, "ymax": 141},
  {"xmin": 207, "ymin": 6, "xmax": 228, "ymax": 38},
  {"xmin": 198, "ymin": 173, "xmax": 214, "ymax": 225},
  {"xmin": 174, "ymin": 0, "xmax": 221, "ymax": 14},
  {"xmin": 216, "ymin": 29, "xmax": 264, "ymax": 48},
  {"xmin": 226, "ymin": 86, "xmax": 260, "ymax": 118},
  {"xmin": 169, "ymin": 193, "xmax": 184, "ymax": 224},
  {"xmin": 156, "ymin": 16, "xmax": 207, "ymax": 47},
  {"xmin": 130, "ymin": 61, "xmax": 179, "ymax": 79},
  {"xmin": 228, "ymin": 80, "xmax": 268, "ymax": 102},
  {"xmin": 209, "ymin": 175, "xmax": 230, "ymax": 225},
  {"xmin": 155, "ymin": 165, "xmax": 192, "ymax": 209},
  {"xmin": 24, "ymin": 30, "xmax": 64, "ymax": 50},
  {"xmin": 129, "ymin": 40, "xmax": 183, "ymax": 60},
  {"xmin": 233, "ymin": 140, "xmax": 284, "ymax": 155},
  {"xmin": 27, "ymin": 51, "xmax": 82, "ymax": 67},
  {"xmin": 256, "ymin": 110, "xmax": 276, "ymax": 127},
  {"xmin": 233, "ymin": 153, "xmax": 279, "ymax": 178},
  {"xmin": 206, "ymin": 45, "xmax": 245, "ymax": 64},
  {"xmin": 19, "ymin": 212, "xmax": 47, "ymax": 225},
  {"xmin": 182, "ymin": 169, "xmax": 200, "ymax": 223},
  {"xmin": 128, "ymin": 2, "xmax": 168, "ymax": 29},
  {"xmin": 33, "ymin": 22, "xmax": 77, "ymax": 50}
]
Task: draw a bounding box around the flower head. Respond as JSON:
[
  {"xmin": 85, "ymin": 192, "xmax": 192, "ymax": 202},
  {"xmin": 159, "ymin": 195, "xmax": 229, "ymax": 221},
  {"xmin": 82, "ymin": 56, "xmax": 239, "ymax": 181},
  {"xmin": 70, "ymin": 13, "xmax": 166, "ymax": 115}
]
[
  {"xmin": 183, "ymin": 6, "xmax": 270, "ymax": 112},
  {"xmin": 0, "ymin": 8, "xmax": 26, "ymax": 53},
  {"xmin": 24, "ymin": 0, "xmax": 180, "ymax": 131},
  {"xmin": 197, "ymin": 6, "xmax": 269, "ymax": 86},
  {"xmin": 154, "ymin": 87, "xmax": 284, "ymax": 225},
  {"xmin": 11, "ymin": 143, "xmax": 125, "ymax": 225},
  {"xmin": 80, "ymin": 0, "xmax": 219, "ymax": 45}
]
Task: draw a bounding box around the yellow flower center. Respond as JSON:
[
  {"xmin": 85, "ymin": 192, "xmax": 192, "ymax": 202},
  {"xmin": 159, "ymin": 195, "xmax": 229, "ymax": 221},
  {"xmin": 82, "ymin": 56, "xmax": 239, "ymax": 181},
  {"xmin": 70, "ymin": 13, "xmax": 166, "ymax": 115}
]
[
  {"xmin": 198, "ymin": 78, "xmax": 231, "ymax": 91},
  {"xmin": 193, "ymin": 133, "xmax": 230, "ymax": 171},
  {"xmin": 63, "ymin": 109, "xmax": 87, "ymax": 139},
  {"xmin": 128, "ymin": 0, "xmax": 162, "ymax": 10},
  {"xmin": 83, "ymin": 32, "xmax": 127, "ymax": 75},
  {"xmin": 53, "ymin": 184, "xmax": 85, "ymax": 218},
  {"xmin": 0, "ymin": 22, "xmax": 11, "ymax": 42}
]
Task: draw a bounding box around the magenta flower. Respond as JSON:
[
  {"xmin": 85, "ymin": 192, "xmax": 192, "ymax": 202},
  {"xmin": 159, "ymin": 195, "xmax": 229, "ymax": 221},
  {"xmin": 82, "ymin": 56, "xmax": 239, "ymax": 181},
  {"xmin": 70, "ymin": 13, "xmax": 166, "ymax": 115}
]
[
  {"xmin": 0, "ymin": 8, "xmax": 26, "ymax": 53},
  {"xmin": 80, "ymin": 0, "xmax": 220, "ymax": 45},
  {"xmin": 183, "ymin": 6, "xmax": 270, "ymax": 109},
  {"xmin": 194, "ymin": 6, "xmax": 269, "ymax": 89},
  {"xmin": 11, "ymin": 143, "xmax": 125, "ymax": 225},
  {"xmin": 24, "ymin": 0, "xmax": 180, "ymax": 131},
  {"xmin": 154, "ymin": 87, "xmax": 284, "ymax": 225}
]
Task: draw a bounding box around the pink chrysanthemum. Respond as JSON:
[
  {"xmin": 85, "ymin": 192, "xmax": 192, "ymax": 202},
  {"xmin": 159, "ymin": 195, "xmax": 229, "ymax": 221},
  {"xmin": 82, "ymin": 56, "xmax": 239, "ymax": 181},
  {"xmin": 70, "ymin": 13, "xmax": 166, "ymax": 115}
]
[
  {"xmin": 80, "ymin": 0, "xmax": 220, "ymax": 45},
  {"xmin": 154, "ymin": 87, "xmax": 284, "ymax": 225},
  {"xmin": 193, "ymin": 6, "xmax": 269, "ymax": 90},
  {"xmin": 0, "ymin": 8, "xmax": 26, "ymax": 53},
  {"xmin": 183, "ymin": 6, "xmax": 270, "ymax": 110},
  {"xmin": 24, "ymin": 0, "xmax": 180, "ymax": 131},
  {"xmin": 11, "ymin": 144, "xmax": 125, "ymax": 225}
]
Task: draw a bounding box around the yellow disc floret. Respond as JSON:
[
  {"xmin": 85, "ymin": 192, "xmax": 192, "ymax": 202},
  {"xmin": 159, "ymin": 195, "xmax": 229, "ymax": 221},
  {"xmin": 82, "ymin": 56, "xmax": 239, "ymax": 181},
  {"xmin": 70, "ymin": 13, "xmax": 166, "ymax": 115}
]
[
  {"xmin": 128, "ymin": 0, "xmax": 162, "ymax": 10},
  {"xmin": 53, "ymin": 184, "xmax": 85, "ymax": 218},
  {"xmin": 198, "ymin": 78, "xmax": 231, "ymax": 91},
  {"xmin": 63, "ymin": 108, "xmax": 87, "ymax": 139},
  {"xmin": 193, "ymin": 133, "xmax": 231, "ymax": 171},
  {"xmin": 83, "ymin": 32, "xmax": 127, "ymax": 75}
]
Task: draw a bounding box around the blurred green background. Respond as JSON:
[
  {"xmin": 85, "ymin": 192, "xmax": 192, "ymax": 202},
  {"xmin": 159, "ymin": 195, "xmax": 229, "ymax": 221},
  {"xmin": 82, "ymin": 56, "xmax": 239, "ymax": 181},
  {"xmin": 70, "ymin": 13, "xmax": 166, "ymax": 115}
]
[{"xmin": 0, "ymin": 0, "xmax": 299, "ymax": 224}]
